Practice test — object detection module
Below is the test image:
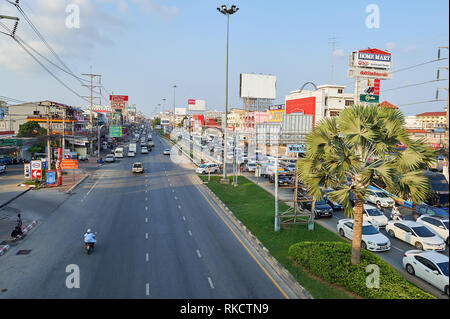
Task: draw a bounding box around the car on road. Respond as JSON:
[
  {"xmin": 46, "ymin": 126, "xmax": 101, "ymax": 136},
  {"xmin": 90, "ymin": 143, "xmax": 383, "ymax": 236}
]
[
  {"xmin": 301, "ymin": 199, "xmax": 333, "ymax": 218},
  {"xmin": 363, "ymin": 204, "xmax": 389, "ymax": 228},
  {"xmin": 141, "ymin": 147, "xmax": 149, "ymax": 154},
  {"xmin": 337, "ymin": 219, "xmax": 391, "ymax": 252},
  {"xmin": 105, "ymin": 154, "xmax": 116, "ymax": 163},
  {"xmin": 163, "ymin": 149, "xmax": 171, "ymax": 155},
  {"xmin": 132, "ymin": 162, "xmax": 144, "ymax": 174},
  {"xmin": 323, "ymin": 189, "xmax": 343, "ymax": 210},
  {"xmin": 416, "ymin": 215, "xmax": 449, "ymax": 245},
  {"xmin": 245, "ymin": 162, "xmax": 257, "ymax": 172},
  {"xmin": 78, "ymin": 155, "xmax": 89, "ymax": 161},
  {"xmin": 0, "ymin": 164, "xmax": 5, "ymax": 173},
  {"xmin": 413, "ymin": 204, "xmax": 449, "ymax": 220},
  {"xmin": 127, "ymin": 151, "xmax": 135, "ymax": 157},
  {"xmin": 196, "ymin": 163, "xmax": 220, "ymax": 174},
  {"xmin": 385, "ymin": 220, "xmax": 446, "ymax": 251},
  {"xmin": 366, "ymin": 189, "xmax": 395, "ymax": 208},
  {"xmin": 403, "ymin": 250, "xmax": 449, "ymax": 296}
]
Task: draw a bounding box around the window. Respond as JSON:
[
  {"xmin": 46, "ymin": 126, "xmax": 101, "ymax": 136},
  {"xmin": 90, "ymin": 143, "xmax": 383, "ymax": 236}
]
[
  {"xmin": 337, "ymin": 89, "xmax": 343, "ymax": 94},
  {"xmin": 345, "ymin": 100, "xmax": 353, "ymax": 106},
  {"xmin": 329, "ymin": 111, "xmax": 340, "ymax": 117},
  {"xmin": 344, "ymin": 222, "xmax": 353, "ymax": 229}
]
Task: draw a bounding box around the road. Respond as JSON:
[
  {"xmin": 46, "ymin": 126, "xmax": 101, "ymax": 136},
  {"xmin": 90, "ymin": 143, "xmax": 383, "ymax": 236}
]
[{"xmin": 0, "ymin": 132, "xmax": 296, "ymax": 299}]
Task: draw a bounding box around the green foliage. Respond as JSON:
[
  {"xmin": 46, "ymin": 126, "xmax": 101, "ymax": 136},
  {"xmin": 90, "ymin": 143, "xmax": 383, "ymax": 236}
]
[
  {"xmin": 288, "ymin": 241, "xmax": 435, "ymax": 299},
  {"xmin": 17, "ymin": 121, "xmax": 47, "ymax": 137}
]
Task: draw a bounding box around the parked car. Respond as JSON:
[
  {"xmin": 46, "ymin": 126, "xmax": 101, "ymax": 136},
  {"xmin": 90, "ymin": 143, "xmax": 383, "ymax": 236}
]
[
  {"xmin": 132, "ymin": 162, "xmax": 144, "ymax": 174},
  {"xmin": 196, "ymin": 163, "xmax": 220, "ymax": 174},
  {"xmin": 127, "ymin": 151, "xmax": 135, "ymax": 157},
  {"xmin": 337, "ymin": 219, "xmax": 391, "ymax": 252},
  {"xmin": 79, "ymin": 155, "xmax": 89, "ymax": 161},
  {"xmin": 141, "ymin": 147, "xmax": 149, "ymax": 154},
  {"xmin": 301, "ymin": 199, "xmax": 333, "ymax": 218},
  {"xmin": 413, "ymin": 204, "xmax": 449, "ymax": 220},
  {"xmin": 416, "ymin": 215, "xmax": 449, "ymax": 245},
  {"xmin": 0, "ymin": 164, "xmax": 5, "ymax": 173},
  {"xmin": 323, "ymin": 189, "xmax": 343, "ymax": 210},
  {"xmin": 245, "ymin": 162, "xmax": 257, "ymax": 172},
  {"xmin": 0, "ymin": 156, "xmax": 12, "ymax": 165},
  {"xmin": 163, "ymin": 149, "xmax": 171, "ymax": 155},
  {"xmin": 363, "ymin": 204, "xmax": 389, "ymax": 228},
  {"xmin": 366, "ymin": 189, "xmax": 395, "ymax": 208},
  {"xmin": 105, "ymin": 154, "xmax": 116, "ymax": 163},
  {"xmin": 278, "ymin": 175, "xmax": 292, "ymax": 186},
  {"xmin": 385, "ymin": 220, "xmax": 446, "ymax": 251},
  {"xmin": 403, "ymin": 250, "xmax": 449, "ymax": 296}
]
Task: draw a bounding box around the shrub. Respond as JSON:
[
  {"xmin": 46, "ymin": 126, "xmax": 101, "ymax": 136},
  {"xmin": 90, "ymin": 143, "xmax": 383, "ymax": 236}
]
[{"xmin": 288, "ymin": 241, "xmax": 435, "ymax": 299}]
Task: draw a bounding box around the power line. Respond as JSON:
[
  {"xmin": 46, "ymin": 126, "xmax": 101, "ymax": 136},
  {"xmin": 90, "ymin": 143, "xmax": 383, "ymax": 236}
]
[
  {"xmin": 383, "ymin": 78, "xmax": 448, "ymax": 92},
  {"xmin": 396, "ymin": 99, "xmax": 446, "ymax": 107}
]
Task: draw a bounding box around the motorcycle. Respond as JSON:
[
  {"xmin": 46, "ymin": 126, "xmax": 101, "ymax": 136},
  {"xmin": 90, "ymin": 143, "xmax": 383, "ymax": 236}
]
[{"xmin": 85, "ymin": 242, "xmax": 95, "ymax": 255}]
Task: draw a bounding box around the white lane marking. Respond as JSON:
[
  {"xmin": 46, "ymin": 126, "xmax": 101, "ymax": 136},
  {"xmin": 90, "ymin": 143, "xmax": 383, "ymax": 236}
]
[
  {"xmin": 188, "ymin": 230, "xmax": 192, "ymax": 237},
  {"xmin": 146, "ymin": 253, "xmax": 149, "ymax": 262},
  {"xmin": 196, "ymin": 249, "xmax": 202, "ymax": 258},
  {"xmin": 146, "ymin": 283, "xmax": 150, "ymax": 295},
  {"xmin": 145, "ymin": 206, "xmax": 148, "ymax": 211},
  {"xmin": 172, "ymin": 190, "xmax": 174, "ymax": 193},
  {"xmin": 145, "ymin": 217, "xmax": 148, "ymax": 223},
  {"xmin": 182, "ymin": 216, "xmax": 186, "ymax": 221},
  {"xmin": 392, "ymin": 245, "xmax": 403, "ymax": 252},
  {"xmin": 145, "ymin": 190, "xmax": 147, "ymax": 193},
  {"xmin": 145, "ymin": 233, "xmax": 149, "ymax": 239},
  {"xmin": 207, "ymin": 277, "xmax": 214, "ymax": 289},
  {"xmin": 86, "ymin": 175, "xmax": 103, "ymax": 196},
  {"xmin": 178, "ymin": 205, "xmax": 181, "ymax": 209},
  {"xmin": 145, "ymin": 197, "xmax": 148, "ymax": 201}
]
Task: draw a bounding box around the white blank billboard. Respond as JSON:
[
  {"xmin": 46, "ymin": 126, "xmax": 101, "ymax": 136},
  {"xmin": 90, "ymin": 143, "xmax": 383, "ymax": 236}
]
[
  {"xmin": 240, "ymin": 73, "xmax": 276, "ymax": 99},
  {"xmin": 188, "ymin": 99, "xmax": 206, "ymax": 111},
  {"xmin": 175, "ymin": 108, "xmax": 187, "ymax": 116}
]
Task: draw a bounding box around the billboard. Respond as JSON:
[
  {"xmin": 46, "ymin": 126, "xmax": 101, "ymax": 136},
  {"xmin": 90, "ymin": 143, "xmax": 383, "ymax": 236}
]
[
  {"xmin": 268, "ymin": 109, "xmax": 284, "ymax": 122},
  {"xmin": 240, "ymin": 74, "xmax": 276, "ymax": 99},
  {"xmin": 109, "ymin": 126, "xmax": 123, "ymax": 137},
  {"xmin": 175, "ymin": 108, "xmax": 187, "ymax": 116},
  {"xmin": 188, "ymin": 99, "xmax": 206, "ymax": 111},
  {"xmin": 110, "ymin": 95, "xmax": 128, "ymax": 109},
  {"xmin": 359, "ymin": 78, "xmax": 380, "ymax": 103},
  {"xmin": 353, "ymin": 48, "xmax": 392, "ymax": 69},
  {"xmin": 348, "ymin": 67, "xmax": 392, "ymax": 80}
]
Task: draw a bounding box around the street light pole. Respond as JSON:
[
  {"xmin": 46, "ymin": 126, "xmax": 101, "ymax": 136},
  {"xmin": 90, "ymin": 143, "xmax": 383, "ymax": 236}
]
[
  {"xmin": 173, "ymin": 85, "xmax": 177, "ymax": 127},
  {"xmin": 217, "ymin": 4, "xmax": 239, "ymax": 184}
]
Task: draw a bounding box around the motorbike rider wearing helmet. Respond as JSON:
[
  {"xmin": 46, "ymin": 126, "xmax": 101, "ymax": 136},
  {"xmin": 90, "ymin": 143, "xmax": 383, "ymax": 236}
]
[
  {"xmin": 390, "ymin": 206, "xmax": 402, "ymax": 221},
  {"xmin": 84, "ymin": 229, "xmax": 96, "ymax": 246}
]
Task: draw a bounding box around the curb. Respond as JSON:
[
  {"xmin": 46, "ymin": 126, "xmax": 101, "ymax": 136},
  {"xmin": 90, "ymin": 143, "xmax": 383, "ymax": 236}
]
[
  {"xmin": 65, "ymin": 173, "xmax": 90, "ymax": 194},
  {"xmin": 12, "ymin": 220, "xmax": 38, "ymax": 242},
  {"xmin": 0, "ymin": 244, "xmax": 10, "ymax": 256},
  {"xmin": 0, "ymin": 188, "xmax": 32, "ymax": 210}
]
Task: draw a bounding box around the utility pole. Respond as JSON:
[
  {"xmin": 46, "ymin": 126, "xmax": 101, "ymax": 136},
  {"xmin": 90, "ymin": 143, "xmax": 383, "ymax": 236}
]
[
  {"xmin": 45, "ymin": 102, "xmax": 51, "ymax": 172},
  {"xmin": 62, "ymin": 107, "xmax": 66, "ymax": 156},
  {"xmin": 328, "ymin": 37, "xmax": 337, "ymax": 84},
  {"xmin": 173, "ymin": 85, "xmax": 177, "ymax": 127},
  {"xmin": 437, "ymin": 46, "xmax": 449, "ymax": 182},
  {"xmin": 82, "ymin": 69, "xmax": 102, "ymax": 156}
]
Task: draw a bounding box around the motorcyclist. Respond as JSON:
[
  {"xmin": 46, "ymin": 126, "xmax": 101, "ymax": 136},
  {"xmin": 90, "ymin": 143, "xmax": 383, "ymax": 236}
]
[
  {"xmin": 84, "ymin": 229, "xmax": 96, "ymax": 246},
  {"xmin": 390, "ymin": 206, "xmax": 402, "ymax": 221}
]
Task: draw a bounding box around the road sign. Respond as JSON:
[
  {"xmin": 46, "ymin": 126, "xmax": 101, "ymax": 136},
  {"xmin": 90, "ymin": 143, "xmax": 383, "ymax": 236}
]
[
  {"xmin": 46, "ymin": 170, "xmax": 56, "ymax": 186},
  {"xmin": 24, "ymin": 163, "xmax": 31, "ymax": 179},
  {"xmin": 31, "ymin": 160, "xmax": 42, "ymax": 180},
  {"xmin": 60, "ymin": 159, "xmax": 78, "ymax": 170},
  {"xmin": 31, "ymin": 169, "xmax": 41, "ymax": 179},
  {"xmin": 109, "ymin": 125, "xmax": 123, "ymax": 137}
]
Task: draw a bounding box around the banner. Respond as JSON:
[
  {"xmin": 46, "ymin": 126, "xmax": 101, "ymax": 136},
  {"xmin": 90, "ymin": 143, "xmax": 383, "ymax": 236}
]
[{"xmin": 110, "ymin": 95, "xmax": 128, "ymax": 109}]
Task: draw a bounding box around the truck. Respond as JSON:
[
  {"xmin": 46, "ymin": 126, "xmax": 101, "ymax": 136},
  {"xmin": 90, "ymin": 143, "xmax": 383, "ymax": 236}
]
[{"xmin": 129, "ymin": 143, "xmax": 137, "ymax": 154}]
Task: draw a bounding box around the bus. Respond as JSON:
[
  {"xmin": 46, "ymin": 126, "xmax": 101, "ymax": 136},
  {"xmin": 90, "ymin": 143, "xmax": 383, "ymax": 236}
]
[{"xmin": 114, "ymin": 147, "xmax": 124, "ymax": 158}]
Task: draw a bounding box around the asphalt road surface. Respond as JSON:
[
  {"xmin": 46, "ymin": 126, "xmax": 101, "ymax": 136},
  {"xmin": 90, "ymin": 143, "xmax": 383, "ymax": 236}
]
[{"xmin": 0, "ymin": 132, "xmax": 294, "ymax": 299}]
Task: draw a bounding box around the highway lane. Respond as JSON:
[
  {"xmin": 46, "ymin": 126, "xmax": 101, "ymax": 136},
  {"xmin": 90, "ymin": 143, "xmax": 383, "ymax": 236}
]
[{"xmin": 0, "ymin": 131, "xmax": 292, "ymax": 299}]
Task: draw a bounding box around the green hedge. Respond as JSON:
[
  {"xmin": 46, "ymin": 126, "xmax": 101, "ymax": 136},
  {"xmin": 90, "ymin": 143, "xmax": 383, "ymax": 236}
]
[{"xmin": 288, "ymin": 241, "xmax": 435, "ymax": 299}]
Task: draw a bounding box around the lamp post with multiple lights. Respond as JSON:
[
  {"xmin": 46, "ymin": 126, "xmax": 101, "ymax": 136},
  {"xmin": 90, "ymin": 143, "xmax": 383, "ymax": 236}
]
[{"xmin": 217, "ymin": 4, "xmax": 239, "ymax": 183}]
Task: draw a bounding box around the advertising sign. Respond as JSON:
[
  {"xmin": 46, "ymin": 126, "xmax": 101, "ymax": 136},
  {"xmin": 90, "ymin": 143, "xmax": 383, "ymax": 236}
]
[
  {"xmin": 60, "ymin": 159, "xmax": 78, "ymax": 170},
  {"xmin": 109, "ymin": 125, "xmax": 123, "ymax": 137},
  {"xmin": 31, "ymin": 160, "xmax": 42, "ymax": 180},
  {"xmin": 239, "ymin": 73, "xmax": 277, "ymax": 99},
  {"xmin": 348, "ymin": 67, "xmax": 392, "ymax": 79},
  {"xmin": 360, "ymin": 94, "xmax": 380, "ymax": 103},
  {"xmin": 24, "ymin": 163, "xmax": 31, "ymax": 179},
  {"xmin": 268, "ymin": 109, "xmax": 284, "ymax": 122},
  {"xmin": 188, "ymin": 99, "xmax": 206, "ymax": 111},
  {"xmin": 46, "ymin": 170, "xmax": 57, "ymax": 187},
  {"xmin": 286, "ymin": 144, "xmax": 307, "ymax": 153},
  {"xmin": 359, "ymin": 78, "xmax": 380, "ymax": 103},
  {"xmin": 353, "ymin": 48, "xmax": 392, "ymax": 69},
  {"xmin": 175, "ymin": 108, "xmax": 187, "ymax": 116},
  {"xmin": 110, "ymin": 95, "xmax": 128, "ymax": 109}
]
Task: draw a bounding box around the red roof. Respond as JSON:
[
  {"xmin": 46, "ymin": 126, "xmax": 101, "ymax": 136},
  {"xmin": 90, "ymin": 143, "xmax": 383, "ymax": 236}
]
[
  {"xmin": 416, "ymin": 112, "xmax": 446, "ymax": 117},
  {"xmin": 407, "ymin": 129, "xmax": 430, "ymax": 134},
  {"xmin": 358, "ymin": 48, "xmax": 391, "ymax": 55},
  {"xmin": 380, "ymin": 101, "xmax": 398, "ymax": 109}
]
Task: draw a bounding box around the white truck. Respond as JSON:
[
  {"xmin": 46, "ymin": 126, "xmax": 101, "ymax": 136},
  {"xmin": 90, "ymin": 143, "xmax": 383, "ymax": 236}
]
[{"xmin": 129, "ymin": 143, "xmax": 137, "ymax": 154}]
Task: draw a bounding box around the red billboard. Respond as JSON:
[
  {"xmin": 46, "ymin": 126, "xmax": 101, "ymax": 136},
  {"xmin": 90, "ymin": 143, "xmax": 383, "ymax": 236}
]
[
  {"xmin": 286, "ymin": 97, "xmax": 316, "ymax": 126},
  {"xmin": 110, "ymin": 95, "xmax": 128, "ymax": 109}
]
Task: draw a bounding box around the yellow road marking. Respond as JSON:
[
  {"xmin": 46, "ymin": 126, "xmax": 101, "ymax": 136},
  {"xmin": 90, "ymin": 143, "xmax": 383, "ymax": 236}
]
[{"xmin": 192, "ymin": 176, "xmax": 290, "ymax": 299}]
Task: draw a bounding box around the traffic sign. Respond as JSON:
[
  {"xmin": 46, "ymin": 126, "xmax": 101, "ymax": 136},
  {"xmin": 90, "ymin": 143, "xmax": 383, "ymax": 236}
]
[
  {"xmin": 24, "ymin": 163, "xmax": 31, "ymax": 179},
  {"xmin": 31, "ymin": 169, "xmax": 41, "ymax": 179}
]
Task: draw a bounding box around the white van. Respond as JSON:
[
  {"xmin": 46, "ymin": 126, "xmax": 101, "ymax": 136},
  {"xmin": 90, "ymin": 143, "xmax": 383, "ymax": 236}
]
[{"xmin": 114, "ymin": 147, "xmax": 124, "ymax": 158}]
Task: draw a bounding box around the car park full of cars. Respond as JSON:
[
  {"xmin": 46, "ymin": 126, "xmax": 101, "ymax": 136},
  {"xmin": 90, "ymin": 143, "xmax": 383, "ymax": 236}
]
[{"xmin": 337, "ymin": 218, "xmax": 391, "ymax": 252}]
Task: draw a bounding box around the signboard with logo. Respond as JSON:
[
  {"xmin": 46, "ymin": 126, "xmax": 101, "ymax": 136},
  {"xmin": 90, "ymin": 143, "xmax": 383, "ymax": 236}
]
[
  {"xmin": 360, "ymin": 94, "xmax": 380, "ymax": 103},
  {"xmin": 353, "ymin": 49, "xmax": 392, "ymax": 69},
  {"xmin": 24, "ymin": 163, "xmax": 31, "ymax": 179},
  {"xmin": 268, "ymin": 109, "xmax": 284, "ymax": 122},
  {"xmin": 188, "ymin": 99, "xmax": 206, "ymax": 111},
  {"xmin": 109, "ymin": 125, "xmax": 123, "ymax": 137},
  {"xmin": 286, "ymin": 144, "xmax": 307, "ymax": 153},
  {"xmin": 348, "ymin": 67, "xmax": 392, "ymax": 80},
  {"xmin": 359, "ymin": 78, "xmax": 380, "ymax": 103},
  {"xmin": 31, "ymin": 160, "xmax": 42, "ymax": 180},
  {"xmin": 60, "ymin": 159, "xmax": 78, "ymax": 170},
  {"xmin": 110, "ymin": 95, "xmax": 128, "ymax": 109},
  {"xmin": 46, "ymin": 170, "xmax": 57, "ymax": 187}
]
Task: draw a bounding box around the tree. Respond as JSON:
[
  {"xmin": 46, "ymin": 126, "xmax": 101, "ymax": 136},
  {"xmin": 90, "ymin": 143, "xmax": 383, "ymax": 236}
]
[
  {"xmin": 17, "ymin": 121, "xmax": 47, "ymax": 137},
  {"xmin": 153, "ymin": 118, "xmax": 161, "ymax": 128},
  {"xmin": 298, "ymin": 104, "xmax": 435, "ymax": 265}
]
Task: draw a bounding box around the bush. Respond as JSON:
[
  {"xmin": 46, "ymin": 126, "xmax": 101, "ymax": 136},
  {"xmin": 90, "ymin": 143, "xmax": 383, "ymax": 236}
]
[{"xmin": 288, "ymin": 241, "xmax": 435, "ymax": 299}]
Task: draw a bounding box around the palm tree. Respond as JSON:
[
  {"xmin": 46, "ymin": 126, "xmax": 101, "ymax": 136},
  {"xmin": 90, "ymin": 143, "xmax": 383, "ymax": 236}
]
[{"xmin": 297, "ymin": 104, "xmax": 435, "ymax": 265}]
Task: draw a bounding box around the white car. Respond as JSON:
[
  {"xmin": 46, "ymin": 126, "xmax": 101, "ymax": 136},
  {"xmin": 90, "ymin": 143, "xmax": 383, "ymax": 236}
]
[
  {"xmin": 0, "ymin": 164, "xmax": 5, "ymax": 173},
  {"xmin": 416, "ymin": 215, "xmax": 449, "ymax": 245},
  {"xmin": 246, "ymin": 162, "xmax": 257, "ymax": 172},
  {"xmin": 127, "ymin": 151, "xmax": 135, "ymax": 157},
  {"xmin": 363, "ymin": 204, "xmax": 389, "ymax": 228},
  {"xmin": 141, "ymin": 147, "xmax": 149, "ymax": 154},
  {"xmin": 403, "ymin": 250, "xmax": 449, "ymax": 296},
  {"xmin": 196, "ymin": 163, "xmax": 219, "ymax": 174},
  {"xmin": 386, "ymin": 220, "xmax": 446, "ymax": 251},
  {"xmin": 337, "ymin": 219, "xmax": 391, "ymax": 252},
  {"xmin": 366, "ymin": 189, "xmax": 395, "ymax": 208},
  {"xmin": 163, "ymin": 149, "xmax": 171, "ymax": 155},
  {"xmin": 105, "ymin": 154, "xmax": 116, "ymax": 163},
  {"xmin": 132, "ymin": 162, "xmax": 144, "ymax": 173}
]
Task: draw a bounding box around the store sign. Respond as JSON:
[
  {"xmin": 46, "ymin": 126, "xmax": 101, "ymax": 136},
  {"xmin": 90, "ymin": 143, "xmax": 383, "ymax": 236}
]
[
  {"xmin": 287, "ymin": 144, "xmax": 307, "ymax": 153},
  {"xmin": 110, "ymin": 95, "xmax": 128, "ymax": 109},
  {"xmin": 360, "ymin": 94, "xmax": 380, "ymax": 103},
  {"xmin": 46, "ymin": 170, "xmax": 56, "ymax": 186},
  {"xmin": 31, "ymin": 160, "xmax": 42, "ymax": 179},
  {"xmin": 354, "ymin": 49, "xmax": 392, "ymax": 69},
  {"xmin": 348, "ymin": 67, "xmax": 392, "ymax": 79},
  {"xmin": 60, "ymin": 159, "xmax": 78, "ymax": 170},
  {"xmin": 24, "ymin": 163, "xmax": 31, "ymax": 179},
  {"xmin": 268, "ymin": 110, "xmax": 284, "ymax": 122}
]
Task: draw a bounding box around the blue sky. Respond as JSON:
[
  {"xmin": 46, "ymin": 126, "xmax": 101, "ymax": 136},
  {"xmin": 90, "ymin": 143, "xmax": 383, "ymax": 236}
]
[{"xmin": 0, "ymin": 0, "xmax": 448, "ymax": 116}]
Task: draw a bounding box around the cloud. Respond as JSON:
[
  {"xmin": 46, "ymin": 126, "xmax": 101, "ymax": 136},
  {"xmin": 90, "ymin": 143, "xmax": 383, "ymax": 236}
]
[
  {"xmin": 403, "ymin": 45, "xmax": 417, "ymax": 53},
  {"xmin": 385, "ymin": 42, "xmax": 396, "ymax": 50},
  {"xmin": 333, "ymin": 49, "xmax": 345, "ymax": 57},
  {"xmin": 132, "ymin": 0, "xmax": 180, "ymax": 17}
]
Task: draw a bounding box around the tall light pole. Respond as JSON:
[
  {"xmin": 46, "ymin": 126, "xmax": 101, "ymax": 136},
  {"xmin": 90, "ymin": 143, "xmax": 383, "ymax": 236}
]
[
  {"xmin": 173, "ymin": 85, "xmax": 177, "ymax": 127},
  {"xmin": 217, "ymin": 4, "xmax": 239, "ymax": 183}
]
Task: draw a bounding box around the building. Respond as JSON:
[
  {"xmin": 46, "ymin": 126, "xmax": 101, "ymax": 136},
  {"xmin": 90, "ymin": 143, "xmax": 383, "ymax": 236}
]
[
  {"xmin": 227, "ymin": 108, "xmax": 246, "ymax": 131},
  {"xmin": 285, "ymin": 84, "xmax": 354, "ymax": 127},
  {"xmin": 404, "ymin": 115, "xmax": 420, "ymax": 129},
  {"xmin": 416, "ymin": 111, "xmax": 447, "ymax": 129}
]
